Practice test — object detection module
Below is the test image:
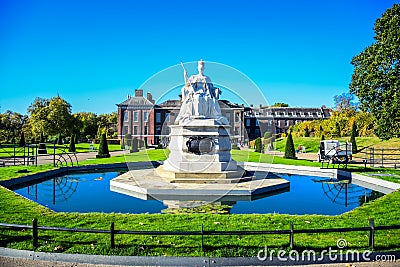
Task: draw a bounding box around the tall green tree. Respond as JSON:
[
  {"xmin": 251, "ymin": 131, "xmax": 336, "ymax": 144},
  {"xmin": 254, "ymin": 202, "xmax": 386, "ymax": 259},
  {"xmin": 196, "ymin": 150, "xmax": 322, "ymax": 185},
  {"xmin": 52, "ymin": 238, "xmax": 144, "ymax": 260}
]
[
  {"xmin": 47, "ymin": 96, "xmax": 73, "ymax": 137},
  {"xmin": 73, "ymin": 112, "xmax": 98, "ymax": 139},
  {"xmin": 97, "ymin": 112, "xmax": 118, "ymax": 138},
  {"xmin": 0, "ymin": 110, "xmax": 27, "ymax": 143},
  {"xmin": 28, "ymin": 96, "xmax": 74, "ymax": 139},
  {"xmin": 350, "ymin": 4, "xmax": 400, "ymax": 140}
]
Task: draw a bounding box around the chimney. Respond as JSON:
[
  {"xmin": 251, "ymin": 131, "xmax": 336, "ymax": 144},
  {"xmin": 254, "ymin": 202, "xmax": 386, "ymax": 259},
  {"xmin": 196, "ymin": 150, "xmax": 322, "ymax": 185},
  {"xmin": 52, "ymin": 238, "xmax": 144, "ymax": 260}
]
[
  {"xmin": 135, "ymin": 89, "xmax": 143, "ymax": 97},
  {"xmin": 147, "ymin": 92, "xmax": 154, "ymax": 103}
]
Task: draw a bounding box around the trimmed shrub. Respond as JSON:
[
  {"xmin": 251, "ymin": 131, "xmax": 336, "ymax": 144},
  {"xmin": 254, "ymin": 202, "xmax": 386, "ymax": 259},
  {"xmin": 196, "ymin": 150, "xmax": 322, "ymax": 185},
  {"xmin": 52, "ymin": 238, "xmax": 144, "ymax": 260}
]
[
  {"xmin": 69, "ymin": 134, "xmax": 76, "ymax": 152},
  {"xmin": 254, "ymin": 137, "xmax": 262, "ymax": 153},
  {"xmin": 284, "ymin": 132, "xmax": 297, "ymax": 159},
  {"xmin": 96, "ymin": 133, "xmax": 110, "ymax": 158},
  {"xmin": 304, "ymin": 127, "xmax": 310, "ymax": 137},
  {"xmin": 18, "ymin": 132, "xmax": 26, "ymax": 147},
  {"xmin": 350, "ymin": 122, "xmax": 358, "ymax": 154},
  {"xmin": 263, "ymin": 132, "xmax": 272, "ymax": 139}
]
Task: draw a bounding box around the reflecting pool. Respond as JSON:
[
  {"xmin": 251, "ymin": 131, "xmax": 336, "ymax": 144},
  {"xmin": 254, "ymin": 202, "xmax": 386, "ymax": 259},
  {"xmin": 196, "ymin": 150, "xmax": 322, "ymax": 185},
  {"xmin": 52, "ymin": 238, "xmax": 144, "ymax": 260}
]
[{"xmin": 11, "ymin": 170, "xmax": 385, "ymax": 215}]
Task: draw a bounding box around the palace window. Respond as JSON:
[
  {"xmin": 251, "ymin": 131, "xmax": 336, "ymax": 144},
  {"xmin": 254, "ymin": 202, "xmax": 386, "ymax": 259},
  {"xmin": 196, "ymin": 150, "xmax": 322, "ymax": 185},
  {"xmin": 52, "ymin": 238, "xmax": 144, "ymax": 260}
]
[
  {"xmin": 156, "ymin": 113, "xmax": 161, "ymax": 123},
  {"xmin": 134, "ymin": 112, "xmax": 138, "ymax": 122},
  {"xmin": 123, "ymin": 111, "xmax": 129, "ymax": 122},
  {"xmin": 143, "ymin": 111, "xmax": 148, "ymax": 122}
]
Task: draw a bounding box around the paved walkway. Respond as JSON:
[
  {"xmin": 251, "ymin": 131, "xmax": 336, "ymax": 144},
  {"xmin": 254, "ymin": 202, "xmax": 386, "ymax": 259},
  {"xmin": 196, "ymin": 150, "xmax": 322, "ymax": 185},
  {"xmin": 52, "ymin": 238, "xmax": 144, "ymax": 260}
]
[{"xmin": 1, "ymin": 256, "xmax": 399, "ymax": 267}]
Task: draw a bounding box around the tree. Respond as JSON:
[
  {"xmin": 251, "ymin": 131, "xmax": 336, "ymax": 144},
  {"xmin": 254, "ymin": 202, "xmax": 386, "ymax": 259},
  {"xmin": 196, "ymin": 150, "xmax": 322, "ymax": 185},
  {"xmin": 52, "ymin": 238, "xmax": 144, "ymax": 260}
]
[
  {"xmin": 0, "ymin": 111, "xmax": 27, "ymax": 143},
  {"xmin": 334, "ymin": 93, "xmax": 358, "ymax": 112},
  {"xmin": 27, "ymin": 97, "xmax": 51, "ymax": 138},
  {"xmin": 254, "ymin": 137, "xmax": 262, "ymax": 153},
  {"xmin": 47, "ymin": 96, "xmax": 74, "ymax": 138},
  {"xmin": 350, "ymin": 4, "xmax": 400, "ymax": 140},
  {"xmin": 350, "ymin": 122, "xmax": 358, "ymax": 154},
  {"xmin": 284, "ymin": 132, "xmax": 296, "ymax": 159},
  {"xmin": 28, "ymin": 96, "xmax": 74, "ymax": 138},
  {"xmin": 69, "ymin": 134, "xmax": 76, "ymax": 152},
  {"xmin": 74, "ymin": 112, "xmax": 98, "ymax": 139},
  {"xmin": 271, "ymin": 102, "xmax": 289, "ymax": 107},
  {"xmin": 96, "ymin": 133, "xmax": 110, "ymax": 158},
  {"xmin": 97, "ymin": 112, "xmax": 118, "ymax": 138}
]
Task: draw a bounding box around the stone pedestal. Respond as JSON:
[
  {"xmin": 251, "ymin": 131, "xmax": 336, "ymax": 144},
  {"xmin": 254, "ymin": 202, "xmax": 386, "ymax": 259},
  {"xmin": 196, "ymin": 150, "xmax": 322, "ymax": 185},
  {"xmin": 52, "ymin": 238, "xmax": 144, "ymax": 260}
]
[{"xmin": 161, "ymin": 119, "xmax": 241, "ymax": 181}]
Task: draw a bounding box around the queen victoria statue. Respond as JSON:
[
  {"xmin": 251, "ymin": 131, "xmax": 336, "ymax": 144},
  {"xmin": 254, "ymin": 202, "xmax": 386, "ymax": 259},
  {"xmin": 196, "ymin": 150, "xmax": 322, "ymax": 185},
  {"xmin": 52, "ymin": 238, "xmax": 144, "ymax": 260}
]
[{"xmin": 175, "ymin": 60, "xmax": 228, "ymax": 125}]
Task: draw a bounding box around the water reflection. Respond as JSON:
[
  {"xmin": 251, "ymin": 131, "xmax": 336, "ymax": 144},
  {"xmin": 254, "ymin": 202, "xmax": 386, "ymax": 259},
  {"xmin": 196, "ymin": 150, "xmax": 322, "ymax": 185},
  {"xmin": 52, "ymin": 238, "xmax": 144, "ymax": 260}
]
[
  {"xmin": 25, "ymin": 176, "xmax": 79, "ymax": 205},
  {"xmin": 11, "ymin": 171, "xmax": 389, "ymax": 215},
  {"xmin": 312, "ymin": 178, "xmax": 384, "ymax": 207}
]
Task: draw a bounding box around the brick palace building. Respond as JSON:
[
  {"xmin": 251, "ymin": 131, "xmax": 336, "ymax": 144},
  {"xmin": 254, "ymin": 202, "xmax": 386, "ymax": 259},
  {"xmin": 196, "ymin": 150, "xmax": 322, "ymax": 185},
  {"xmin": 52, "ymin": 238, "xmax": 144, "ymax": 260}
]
[{"xmin": 116, "ymin": 89, "xmax": 331, "ymax": 145}]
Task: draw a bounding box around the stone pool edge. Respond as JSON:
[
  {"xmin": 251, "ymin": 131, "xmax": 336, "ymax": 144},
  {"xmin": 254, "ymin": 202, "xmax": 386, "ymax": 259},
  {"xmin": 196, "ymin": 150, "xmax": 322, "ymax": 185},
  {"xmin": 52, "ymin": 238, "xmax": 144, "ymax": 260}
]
[
  {"xmin": 241, "ymin": 162, "xmax": 400, "ymax": 194},
  {"xmin": 1, "ymin": 161, "xmax": 399, "ymax": 193}
]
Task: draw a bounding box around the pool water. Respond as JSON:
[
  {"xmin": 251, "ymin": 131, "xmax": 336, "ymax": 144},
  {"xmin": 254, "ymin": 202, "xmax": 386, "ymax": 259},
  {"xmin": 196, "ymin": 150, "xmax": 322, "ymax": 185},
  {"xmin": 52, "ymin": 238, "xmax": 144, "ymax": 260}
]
[{"xmin": 12, "ymin": 170, "xmax": 384, "ymax": 215}]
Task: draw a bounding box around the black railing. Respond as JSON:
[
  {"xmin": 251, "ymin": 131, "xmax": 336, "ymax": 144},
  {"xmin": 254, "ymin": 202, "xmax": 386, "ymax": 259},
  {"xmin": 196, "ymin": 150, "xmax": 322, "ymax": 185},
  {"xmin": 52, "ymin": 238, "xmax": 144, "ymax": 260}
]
[
  {"xmin": 363, "ymin": 148, "xmax": 400, "ymax": 169},
  {"xmin": 1, "ymin": 218, "xmax": 399, "ymax": 252},
  {"xmin": 0, "ymin": 143, "xmax": 78, "ymax": 168}
]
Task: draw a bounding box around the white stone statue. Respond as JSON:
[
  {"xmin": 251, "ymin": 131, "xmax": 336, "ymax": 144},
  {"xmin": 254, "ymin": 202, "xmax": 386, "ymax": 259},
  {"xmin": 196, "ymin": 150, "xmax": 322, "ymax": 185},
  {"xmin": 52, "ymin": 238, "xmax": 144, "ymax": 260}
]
[{"xmin": 175, "ymin": 60, "xmax": 228, "ymax": 125}]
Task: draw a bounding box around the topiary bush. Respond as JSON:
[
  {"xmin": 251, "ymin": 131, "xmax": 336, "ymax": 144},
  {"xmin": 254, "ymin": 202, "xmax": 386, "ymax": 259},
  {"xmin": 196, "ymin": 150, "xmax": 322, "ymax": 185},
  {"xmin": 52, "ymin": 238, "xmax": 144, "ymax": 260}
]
[
  {"xmin": 263, "ymin": 131, "xmax": 272, "ymax": 139},
  {"xmin": 69, "ymin": 134, "xmax": 76, "ymax": 152},
  {"xmin": 350, "ymin": 122, "xmax": 358, "ymax": 154},
  {"xmin": 304, "ymin": 127, "xmax": 310, "ymax": 137},
  {"xmin": 18, "ymin": 132, "xmax": 26, "ymax": 147},
  {"xmin": 96, "ymin": 133, "xmax": 110, "ymax": 158},
  {"xmin": 284, "ymin": 132, "xmax": 297, "ymax": 159},
  {"xmin": 254, "ymin": 137, "xmax": 262, "ymax": 153}
]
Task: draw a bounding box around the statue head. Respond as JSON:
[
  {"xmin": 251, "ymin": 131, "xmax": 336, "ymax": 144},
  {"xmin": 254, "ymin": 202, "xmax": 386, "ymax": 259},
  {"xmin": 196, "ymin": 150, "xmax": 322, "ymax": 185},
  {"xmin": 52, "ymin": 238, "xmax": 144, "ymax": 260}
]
[{"xmin": 197, "ymin": 59, "xmax": 205, "ymax": 75}]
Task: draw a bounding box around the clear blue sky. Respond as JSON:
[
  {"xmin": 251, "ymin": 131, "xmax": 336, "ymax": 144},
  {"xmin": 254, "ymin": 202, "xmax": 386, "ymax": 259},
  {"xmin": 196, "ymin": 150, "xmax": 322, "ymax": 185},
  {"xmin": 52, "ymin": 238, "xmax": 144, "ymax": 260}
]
[{"xmin": 0, "ymin": 0, "xmax": 398, "ymax": 115}]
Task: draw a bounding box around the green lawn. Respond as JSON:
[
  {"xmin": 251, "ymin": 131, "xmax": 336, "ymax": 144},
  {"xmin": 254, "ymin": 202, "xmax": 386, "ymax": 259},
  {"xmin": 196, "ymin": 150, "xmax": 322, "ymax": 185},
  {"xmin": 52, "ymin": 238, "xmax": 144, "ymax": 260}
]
[{"xmin": 0, "ymin": 148, "xmax": 399, "ymax": 256}]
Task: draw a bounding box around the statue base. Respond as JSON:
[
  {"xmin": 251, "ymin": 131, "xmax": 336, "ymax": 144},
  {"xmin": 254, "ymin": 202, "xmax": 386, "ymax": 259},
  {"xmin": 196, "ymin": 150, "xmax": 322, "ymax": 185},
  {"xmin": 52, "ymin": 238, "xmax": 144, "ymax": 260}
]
[{"xmin": 163, "ymin": 118, "xmax": 238, "ymax": 176}]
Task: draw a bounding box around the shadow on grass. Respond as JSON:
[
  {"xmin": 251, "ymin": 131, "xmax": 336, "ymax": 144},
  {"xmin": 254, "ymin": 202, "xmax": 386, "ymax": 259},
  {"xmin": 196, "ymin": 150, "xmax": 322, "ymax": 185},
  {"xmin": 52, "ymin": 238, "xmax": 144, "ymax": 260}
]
[{"xmin": 0, "ymin": 232, "xmax": 31, "ymax": 247}]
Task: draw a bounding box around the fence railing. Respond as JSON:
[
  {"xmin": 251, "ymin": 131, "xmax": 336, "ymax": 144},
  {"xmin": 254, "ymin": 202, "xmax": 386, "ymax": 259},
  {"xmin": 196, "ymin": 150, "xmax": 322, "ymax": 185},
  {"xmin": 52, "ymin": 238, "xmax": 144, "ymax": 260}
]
[
  {"xmin": 0, "ymin": 143, "xmax": 78, "ymax": 168},
  {"xmin": 361, "ymin": 148, "xmax": 400, "ymax": 169},
  {"xmin": 1, "ymin": 218, "xmax": 400, "ymax": 253}
]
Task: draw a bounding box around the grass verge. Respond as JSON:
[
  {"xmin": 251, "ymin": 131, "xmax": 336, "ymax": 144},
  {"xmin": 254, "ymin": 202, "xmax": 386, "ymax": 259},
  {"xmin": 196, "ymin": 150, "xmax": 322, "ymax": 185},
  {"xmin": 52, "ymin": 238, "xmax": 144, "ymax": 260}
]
[{"xmin": 0, "ymin": 149, "xmax": 399, "ymax": 256}]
